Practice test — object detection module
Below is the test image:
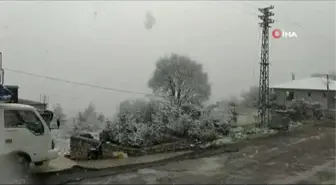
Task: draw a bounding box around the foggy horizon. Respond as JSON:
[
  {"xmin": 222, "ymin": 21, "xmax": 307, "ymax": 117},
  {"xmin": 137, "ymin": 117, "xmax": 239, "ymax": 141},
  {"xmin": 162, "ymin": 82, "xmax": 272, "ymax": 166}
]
[{"xmin": 0, "ymin": 1, "xmax": 335, "ymax": 117}]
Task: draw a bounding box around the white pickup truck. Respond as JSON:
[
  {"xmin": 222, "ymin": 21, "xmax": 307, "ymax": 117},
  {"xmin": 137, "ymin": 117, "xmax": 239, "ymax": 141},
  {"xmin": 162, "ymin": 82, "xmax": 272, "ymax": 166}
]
[{"xmin": 0, "ymin": 103, "xmax": 59, "ymax": 174}]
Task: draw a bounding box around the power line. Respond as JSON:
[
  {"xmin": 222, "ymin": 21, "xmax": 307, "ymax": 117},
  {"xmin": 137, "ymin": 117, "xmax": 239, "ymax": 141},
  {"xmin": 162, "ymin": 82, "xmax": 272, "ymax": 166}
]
[
  {"xmin": 4, "ymin": 67, "xmax": 255, "ymax": 107},
  {"xmin": 3, "ymin": 67, "xmax": 157, "ymax": 97}
]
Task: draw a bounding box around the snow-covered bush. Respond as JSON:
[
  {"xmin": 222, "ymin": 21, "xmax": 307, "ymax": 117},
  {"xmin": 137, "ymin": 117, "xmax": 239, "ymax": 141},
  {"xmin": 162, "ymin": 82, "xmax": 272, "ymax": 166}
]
[
  {"xmin": 100, "ymin": 98, "xmax": 230, "ymax": 148},
  {"xmin": 101, "ymin": 99, "xmax": 177, "ymax": 147},
  {"xmin": 98, "ymin": 97, "xmax": 293, "ymax": 149},
  {"xmin": 286, "ymin": 99, "xmax": 323, "ymax": 121},
  {"xmin": 100, "ymin": 111, "xmax": 166, "ymax": 148},
  {"xmin": 167, "ymin": 114, "xmax": 193, "ymax": 137},
  {"xmin": 227, "ymin": 124, "xmax": 276, "ymax": 142},
  {"xmin": 165, "ymin": 102, "xmax": 229, "ymax": 142},
  {"xmin": 187, "ymin": 122, "xmax": 220, "ymax": 142}
]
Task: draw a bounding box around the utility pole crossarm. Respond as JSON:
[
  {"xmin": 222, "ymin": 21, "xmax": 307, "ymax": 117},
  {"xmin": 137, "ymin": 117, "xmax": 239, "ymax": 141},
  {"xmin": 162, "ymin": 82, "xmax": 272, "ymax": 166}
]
[
  {"xmin": 258, "ymin": 5, "xmax": 274, "ymax": 12},
  {"xmin": 257, "ymin": 5, "xmax": 275, "ymax": 127}
]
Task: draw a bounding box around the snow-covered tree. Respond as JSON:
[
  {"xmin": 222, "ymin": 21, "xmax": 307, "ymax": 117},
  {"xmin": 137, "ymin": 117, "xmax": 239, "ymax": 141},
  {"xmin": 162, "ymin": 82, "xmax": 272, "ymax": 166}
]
[
  {"xmin": 97, "ymin": 113, "xmax": 105, "ymax": 122},
  {"xmin": 84, "ymin": 103, "xmax": 97, "ymax": 119},
  {"xmin": 119, "ymin": 99, "xmax": 148, "ymax": 115},
  {"xmin": 52, "ymin": 103, "xmax": 67, "ymax": 121},
  {"xmin": 73, "ymin": 103, "xmax": 105, "ymax": 133},
  {"xmin": 148, "ymin": 53, "xmax": 211, "ymax": 107}
]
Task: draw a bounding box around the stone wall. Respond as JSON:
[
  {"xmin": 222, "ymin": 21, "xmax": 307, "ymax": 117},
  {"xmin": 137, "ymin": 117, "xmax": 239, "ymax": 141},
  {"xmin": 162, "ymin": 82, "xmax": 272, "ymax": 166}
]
[
  {"xmin": 70, "ymin": 136, "xmax": 100, "ymax": 160},
  {"xmin": 145, "ymin": 142, "xmax": 192, "ymax": 154},
  {"xmin": 102, "ymin": 141, "xmax": 192, "ymax": 158},
  {"xmin": 70, "ymin": 136, "xmax": 192, "ymax": 160},
  {"xmin": 322, "ymin": 109, "xmax": 336, "ymax": 120}
]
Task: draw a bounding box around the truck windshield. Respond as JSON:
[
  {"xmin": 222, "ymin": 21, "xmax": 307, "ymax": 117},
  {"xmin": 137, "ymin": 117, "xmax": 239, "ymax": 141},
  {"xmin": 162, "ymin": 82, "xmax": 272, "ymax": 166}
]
[{"xmin": 4, "ymin": 110, "xmax": 45, "ymax": 135}]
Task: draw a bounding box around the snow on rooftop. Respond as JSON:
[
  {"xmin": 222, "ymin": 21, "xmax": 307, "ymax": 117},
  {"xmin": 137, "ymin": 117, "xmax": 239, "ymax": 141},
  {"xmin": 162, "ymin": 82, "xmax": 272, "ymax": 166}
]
[{"xmin": 270, "ymin": 77, "xmax": 336, "ymax": 91}]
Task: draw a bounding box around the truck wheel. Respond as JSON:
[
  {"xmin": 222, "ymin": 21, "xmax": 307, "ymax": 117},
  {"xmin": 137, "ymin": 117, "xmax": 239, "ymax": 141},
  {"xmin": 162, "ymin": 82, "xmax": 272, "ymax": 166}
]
[{"xmin": 13, "ymin": 154, "xmax": 30, "ymax": 175}]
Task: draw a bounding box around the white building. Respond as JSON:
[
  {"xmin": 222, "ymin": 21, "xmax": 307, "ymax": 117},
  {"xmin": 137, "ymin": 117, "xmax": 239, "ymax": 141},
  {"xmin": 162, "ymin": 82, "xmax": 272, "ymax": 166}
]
[{"xmin": 270, "ymin": 77, "xmax": 336, "ymax": 109}]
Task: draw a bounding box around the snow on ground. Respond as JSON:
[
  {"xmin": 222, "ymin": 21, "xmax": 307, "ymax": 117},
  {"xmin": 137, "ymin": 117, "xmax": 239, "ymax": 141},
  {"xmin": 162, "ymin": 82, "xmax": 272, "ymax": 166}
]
[
  {"xmin": 51, "ymin": 124, "xmax": 71, "ymax": 156},
  {"xmin": 51, "ymin": 122, "xmax": 101, "ymax": 156},
  {"xmin": 78, "ymin": 154, "xmax": 229, "ymax": 184},
  {"xmin": 51, "ymin": 129, "xmax": 70, "ymax": 156}
]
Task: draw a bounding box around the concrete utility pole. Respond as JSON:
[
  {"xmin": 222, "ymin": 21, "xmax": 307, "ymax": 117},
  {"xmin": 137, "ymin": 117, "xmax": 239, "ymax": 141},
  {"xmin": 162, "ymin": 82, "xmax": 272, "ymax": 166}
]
[
  {"xmin": 0, "ymin": 52, "xmax": 3, "ymax": 155},
  {"xmin": 0, "ymin": 52, "xmax": 3, "ymax": 85},
  {"xmin": 257, "ymin": 6, "xmax": 274, "ymax": 127},
  {"xmin": 326, "ymin": 74, "xmax": 330, "ymax": 110}
]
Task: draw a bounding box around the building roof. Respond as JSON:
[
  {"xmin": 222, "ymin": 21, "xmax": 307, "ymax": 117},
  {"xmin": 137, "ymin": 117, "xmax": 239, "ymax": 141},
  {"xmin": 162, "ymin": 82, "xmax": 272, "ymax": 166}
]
[
  {"xmin": 4, "ymin": 85, "xmax": 19, "ymax": 88},
  {"xmin": 0, "ymin": 103, "xmax": 36, "ymax": 110},
  {"xmin": 270, "ymin": 77, "xmax": 336, "ymax": 91},
  {"xmin": 18, "ymin": 99, "xmax": 46, "ymax": 106}
]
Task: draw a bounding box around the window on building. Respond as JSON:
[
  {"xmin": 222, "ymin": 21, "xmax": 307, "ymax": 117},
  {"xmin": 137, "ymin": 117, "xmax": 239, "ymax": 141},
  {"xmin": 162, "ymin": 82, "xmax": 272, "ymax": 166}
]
[
  {"xmin": 307, "ymin": 92, "xmax": 312, "ymax": 97},
  {"xmin": 286, "ymin": 91, "xmax": 294, "ymax": 101},
  {"xmin": 322, "ymin": 92, "xmax": 327, "ymax": 98},
  {"xmin": 270, "ymin": 91, "xmax": 277, "ymax": 101}
]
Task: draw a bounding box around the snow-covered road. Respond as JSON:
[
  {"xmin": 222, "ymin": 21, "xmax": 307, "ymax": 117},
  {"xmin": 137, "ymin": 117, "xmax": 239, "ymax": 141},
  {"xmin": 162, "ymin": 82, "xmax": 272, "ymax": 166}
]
[{"xmin": 72, "ymin": 124, "xmax": 336, "ymax": 184}]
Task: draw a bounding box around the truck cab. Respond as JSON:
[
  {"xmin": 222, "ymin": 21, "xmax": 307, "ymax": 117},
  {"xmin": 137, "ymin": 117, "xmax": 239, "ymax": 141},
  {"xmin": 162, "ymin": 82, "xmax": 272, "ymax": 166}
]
[
  {"xmin": 1, "ymin": 103, "xmax": 58, "ymax": 173},
  {"xmin": 0, "ymin": 85, "xmax": 58, "ymax": 174}
]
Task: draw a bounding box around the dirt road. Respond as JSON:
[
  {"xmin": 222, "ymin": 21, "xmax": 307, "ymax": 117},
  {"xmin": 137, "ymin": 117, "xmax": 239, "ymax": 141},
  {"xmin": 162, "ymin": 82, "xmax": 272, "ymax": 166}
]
[{"xmin": 75, "ymin": 123, "xmax": 335, "ymax": 184}]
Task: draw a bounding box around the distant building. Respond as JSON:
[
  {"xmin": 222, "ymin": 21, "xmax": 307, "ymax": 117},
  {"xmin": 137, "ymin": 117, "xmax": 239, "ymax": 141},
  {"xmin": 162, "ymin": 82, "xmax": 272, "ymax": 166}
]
[
  {"xmin": 270, "ymin": 77, "xmax": 336, "ymax": 109},
  {"xmin": 4, "ymin": 85, "xmax": 48, "ymax": 112},
  {"xmin": 18, "ymin": 98, "xmax": 47, "ymax": 112}
]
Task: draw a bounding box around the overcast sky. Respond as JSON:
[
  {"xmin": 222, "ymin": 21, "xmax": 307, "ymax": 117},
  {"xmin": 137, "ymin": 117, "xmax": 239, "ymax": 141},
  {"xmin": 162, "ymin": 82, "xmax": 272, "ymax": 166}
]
[{"xmin": 0, "ymin": 1, "xmax": 335, "ymax": 116}]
